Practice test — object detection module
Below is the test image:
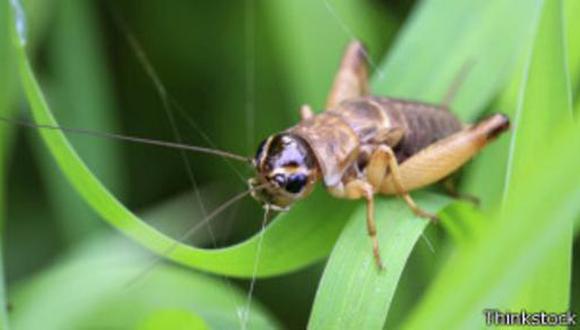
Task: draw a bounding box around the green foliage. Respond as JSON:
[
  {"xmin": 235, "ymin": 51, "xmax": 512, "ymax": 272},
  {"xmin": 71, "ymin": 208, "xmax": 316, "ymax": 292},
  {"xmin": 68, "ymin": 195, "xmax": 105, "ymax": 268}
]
[
  {"xmin": 9, "ymin": 237, "xmax": 278, "ymax": 329},
  {"xmin": 2, "ymin": 0, "xmax": 579, "ymax": 328},
  {"xmin": 503, "ymin": 0, "xmax": 573, "ymax": 313},
  {"xmin": 309, "ymin": 193, "xmax": 450, "ymax": 329},
  {"xmin": 1, "ymin": 0, "xmax": 17, "ymax": 327},
  {"xmin": 401, "ymin": 125, "xmax": 580, "ymax": 329},
  {"xmin": 36, "ymin": 0, "xmax": 125, "ymax": 242}
]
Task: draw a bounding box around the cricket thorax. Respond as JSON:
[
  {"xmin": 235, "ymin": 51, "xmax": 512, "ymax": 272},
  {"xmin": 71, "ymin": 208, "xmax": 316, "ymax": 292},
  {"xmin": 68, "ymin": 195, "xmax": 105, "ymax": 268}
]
[{"xmin": 250, "ymin": 133, "xmax": 320, "ymax": 211}]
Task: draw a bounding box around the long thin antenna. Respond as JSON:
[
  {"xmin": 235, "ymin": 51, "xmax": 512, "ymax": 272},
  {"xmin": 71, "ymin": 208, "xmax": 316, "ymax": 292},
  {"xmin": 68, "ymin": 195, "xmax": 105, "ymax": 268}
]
[
  {"xmin": 125, "ymin": 184, "xmax": 267, "ymax": 289},
  {"xmin": 241, "ymin": 205, "xmax": 270, "ymax": 330},
  {"xmin": 168, "ymin": 97, "xmax": 247, "ymax": 182},
  {"xmin": 0, "ymin": 116, "xmax": 253, "ymax": 163},
  {"xmin": 441, "ymin": 60, "xmax": 476, "ymax": 108}
]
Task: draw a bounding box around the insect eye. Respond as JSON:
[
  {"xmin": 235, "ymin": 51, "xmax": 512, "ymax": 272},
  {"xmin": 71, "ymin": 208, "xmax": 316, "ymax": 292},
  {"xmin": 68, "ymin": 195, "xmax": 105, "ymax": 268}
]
[
  {"xmin": 272, "ymin": 174, "xmax": 286, "ymax": 187},
  {"xmin": 285, "ymin": 173, "xmax": 308, "ymax": 194}
]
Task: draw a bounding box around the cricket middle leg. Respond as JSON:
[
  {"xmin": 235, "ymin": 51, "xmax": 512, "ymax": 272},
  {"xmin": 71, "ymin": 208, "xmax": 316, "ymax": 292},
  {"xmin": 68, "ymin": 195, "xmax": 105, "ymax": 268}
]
[
  {"xmin": 367, "ymin": 145, "xmax": 439, "ymax": 222},
  {"xmin": 327, "ymin": 179, "xmax": 383, "ymax": 269}
]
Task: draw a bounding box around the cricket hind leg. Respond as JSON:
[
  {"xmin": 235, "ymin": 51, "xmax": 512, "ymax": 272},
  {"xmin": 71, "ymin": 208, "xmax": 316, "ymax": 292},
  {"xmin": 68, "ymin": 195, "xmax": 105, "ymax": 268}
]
[
  {"xmin": 380, "ymin": 113, "xmax": 511, "ymax": 195},
  {"xmin": 326, "ymin": 41, "xmax": 369, "ymax": 109},
  {"xmin": 367, "ymin": 145, "xmax": 440, "ymax": 222}
]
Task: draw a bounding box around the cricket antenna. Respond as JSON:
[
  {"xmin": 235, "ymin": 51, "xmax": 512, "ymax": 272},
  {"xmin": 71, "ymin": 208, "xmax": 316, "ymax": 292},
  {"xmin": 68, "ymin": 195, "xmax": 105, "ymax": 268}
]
[
  {"xmin": 442, "ymin": 59, "xmax": 476, "ymax": 108},
  {"xmin": 125, "ymin": 183, "xmax": 270, "ymax": 289},
  {"xmin": 0, "ymin": 115, "xmax": 253, "ymax": 163}
]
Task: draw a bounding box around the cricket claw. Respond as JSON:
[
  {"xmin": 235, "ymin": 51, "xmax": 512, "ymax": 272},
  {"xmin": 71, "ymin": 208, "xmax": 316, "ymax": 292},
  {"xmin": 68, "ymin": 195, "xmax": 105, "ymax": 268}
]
[{"xmin": 414, "ymin": 209, "xmax": 440, "ymax": 223}]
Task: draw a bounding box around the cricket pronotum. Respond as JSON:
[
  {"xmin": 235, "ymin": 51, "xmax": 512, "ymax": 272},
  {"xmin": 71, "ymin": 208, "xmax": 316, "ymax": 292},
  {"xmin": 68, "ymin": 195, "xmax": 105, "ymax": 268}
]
[{"xmin": 2, "ymin": 40, "xmax": 510, "ymax": 270}]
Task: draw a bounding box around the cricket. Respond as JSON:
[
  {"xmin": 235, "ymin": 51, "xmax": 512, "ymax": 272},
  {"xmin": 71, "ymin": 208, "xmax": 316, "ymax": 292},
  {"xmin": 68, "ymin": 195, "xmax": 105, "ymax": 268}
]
[
  {"xmin": 6, "ymin": 1, "xmax": 576, "ymax": 328},
  {"xmin": 3, "ymin": 40, "xmax": 510, "ymax": 270},
  {"xmin": 249, "ymin": 41, "xmax": 509, "ymax": 268}
]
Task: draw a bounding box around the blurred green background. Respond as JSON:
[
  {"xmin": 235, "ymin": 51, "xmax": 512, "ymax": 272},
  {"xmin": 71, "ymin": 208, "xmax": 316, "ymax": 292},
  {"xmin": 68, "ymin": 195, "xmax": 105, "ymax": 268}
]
[{"xmin": 1, "ymin": 0, "xmax": 579, "ymax": 329}]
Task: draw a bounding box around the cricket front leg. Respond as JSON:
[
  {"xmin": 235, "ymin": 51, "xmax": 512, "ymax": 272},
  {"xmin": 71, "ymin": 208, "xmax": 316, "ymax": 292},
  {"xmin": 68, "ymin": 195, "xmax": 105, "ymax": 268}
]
[
  {"xmin": 368, "ymin": 145, "xmax": 439, "ymax": 222},
  {"xmin": 328, "ymin": 180, "xmax": 384, "ymax": 270},
  {"xmin": 326, "ymin": 41, "xmax": 369, "ymax": 109}
]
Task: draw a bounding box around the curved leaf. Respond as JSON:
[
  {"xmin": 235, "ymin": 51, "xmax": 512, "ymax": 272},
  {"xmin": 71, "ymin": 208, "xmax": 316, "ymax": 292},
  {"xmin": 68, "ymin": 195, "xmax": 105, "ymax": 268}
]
[
  {"xmin": 400, "ymin": 0, "xmax": 579, "ymax": 326},
  {"xmin": 372, "ymin": 0, "xmax": 538, "ymax": 120},
  {"xmin": 36, "ymin": 0, "xmax": 125, "ymax": 242},
  {"xmin": 1, "ymin": 0, "xmax": 18, "ymax": 327},
  {"xmin": 9, "ymin": 236, "xmax": 280, "ymax": 329},
  {"xmin": 309, "ymin": 193, "xmax": 450, "ymax": 329},
  {"xmin": 401, "ymin": 124, "xmax": 580, "ymax": 329},
  {"xmin": 11, "ymin": 5, "xmax": 362, "ymax": 278},
  {"xmin": 9, "ymin": 0, "xmax": 371, "ymax": 279},
  {"xmin": 502, "ymin": 0, "xmax": 573, "ymax": 314}
]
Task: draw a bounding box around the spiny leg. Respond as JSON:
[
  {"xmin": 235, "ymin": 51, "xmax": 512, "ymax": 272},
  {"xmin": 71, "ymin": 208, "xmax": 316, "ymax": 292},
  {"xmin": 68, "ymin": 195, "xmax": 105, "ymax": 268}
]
[
  {"xmin": 361, "ymin": 184, "xmax": 382, "ymax": 270},
  {"xmin": 380, "ymin": 113, "xmax": 510, "ymax": 194},
  {"xmin": 326, "ymin": 41, "xmax": 369, "ymax": 109},
  {"xmin": 328, "ymin": 180, "xmax": 384, "ymax": 269},
  {"xmin": 443, "ymin": 177, "xmax": 480, "ymax": 206},
  {"xmin": 369, "ymin": 145, "xmax": 439, "ymax": 222}
]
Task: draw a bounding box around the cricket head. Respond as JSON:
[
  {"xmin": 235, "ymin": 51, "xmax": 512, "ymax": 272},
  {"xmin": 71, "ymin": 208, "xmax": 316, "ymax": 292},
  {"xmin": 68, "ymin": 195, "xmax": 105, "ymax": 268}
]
[{"xmin": 250, "ymin": 133, "xmax": 320, "ymax": 211}]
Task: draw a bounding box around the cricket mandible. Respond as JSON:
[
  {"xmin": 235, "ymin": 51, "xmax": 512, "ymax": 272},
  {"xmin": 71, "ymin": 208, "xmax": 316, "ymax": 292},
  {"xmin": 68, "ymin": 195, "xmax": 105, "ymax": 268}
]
[{"xmin": 249, "ymin": 41, "xmax": 510, "ymax": 269}]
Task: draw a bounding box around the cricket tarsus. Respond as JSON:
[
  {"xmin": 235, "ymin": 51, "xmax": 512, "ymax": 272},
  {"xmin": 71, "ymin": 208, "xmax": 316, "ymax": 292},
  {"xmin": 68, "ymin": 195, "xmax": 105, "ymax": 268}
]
[{"xmin": 0, "ymin": 116, "xmax": 252, "ymax": 163}]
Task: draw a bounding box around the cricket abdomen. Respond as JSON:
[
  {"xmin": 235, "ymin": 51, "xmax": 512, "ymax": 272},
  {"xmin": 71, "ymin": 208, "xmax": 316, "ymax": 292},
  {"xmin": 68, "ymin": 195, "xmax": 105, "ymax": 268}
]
[{"xmin": 361, "ymin": 96, "xmax": 463, "ymax": 162}]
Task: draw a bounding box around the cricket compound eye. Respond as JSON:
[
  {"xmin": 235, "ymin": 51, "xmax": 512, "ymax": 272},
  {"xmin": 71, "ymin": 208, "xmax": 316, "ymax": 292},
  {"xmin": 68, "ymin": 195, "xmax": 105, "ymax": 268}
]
[
  {"xmin": 272, "ymin": 174, "xmax": 286, "ymax": 187},
  {"xmin": 284, "ymin": 173, "xmax": 308, "ymax": 194}
]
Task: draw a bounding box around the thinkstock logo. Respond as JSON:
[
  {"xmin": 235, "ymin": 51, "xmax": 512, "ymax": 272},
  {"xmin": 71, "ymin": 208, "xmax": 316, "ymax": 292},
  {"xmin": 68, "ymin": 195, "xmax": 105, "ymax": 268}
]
[{"xmin": 483, "ymin": 309, "xmax": 577, "ymax": 327}]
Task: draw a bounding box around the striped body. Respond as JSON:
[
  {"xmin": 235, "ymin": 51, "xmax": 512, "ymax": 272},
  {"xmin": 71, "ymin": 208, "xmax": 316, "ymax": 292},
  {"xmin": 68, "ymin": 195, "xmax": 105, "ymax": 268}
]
[{"xmin": 289, "ymin": 96, "xmax": 463, "ymax": 191}]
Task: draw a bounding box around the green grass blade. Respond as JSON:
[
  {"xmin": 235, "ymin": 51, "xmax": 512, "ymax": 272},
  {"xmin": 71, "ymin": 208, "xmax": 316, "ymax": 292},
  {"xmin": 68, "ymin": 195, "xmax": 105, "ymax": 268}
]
[
  {"xmin": 502, "ymin": 0, "xmax": 573, "ymax": 313},
  {"xmin": 400, "ymin": 124, "xmax": 580, "ymax": 329},
  {"xmin": 462, "ymin": 0, "xmax": 580, "ymax": 209},
  {"xmin": 400, "ymin": 0, "xmax": 578, "ymax": 326},
  {"xmin": 35, "ymin": 0, "xmax": 125, "ymax": 243},
  {"xmin": 9, "ymin": 236, "xmax": 280, "ymax": 329},
  {"xmin": 565, "ymin": 0, "xmax": 580, "ymax": 100},
  {"xmin": 0, "ymin": 0, "xmax": 17, "ymax": 327},
  {"xmin": 372, "ymin": 0, "xmax": 538, "ymax": 120},
  {"xmin": 0, "ymin": 254, "xmax": 7, "ymax": 330},
  {"xmin": 10, "ymin": 4, "xmax": 359, "ymax": 278},
  {"xmin": 308, "ymin": 193, "xmax": 450, "ymax": 329},
  {"xmin": 265, "ymin": 0, "xmax": 396, "ymax": 110}
]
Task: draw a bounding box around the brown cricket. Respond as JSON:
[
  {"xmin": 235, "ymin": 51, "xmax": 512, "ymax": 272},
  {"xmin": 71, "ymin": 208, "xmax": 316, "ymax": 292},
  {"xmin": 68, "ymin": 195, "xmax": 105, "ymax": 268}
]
[{"xmin": 249, "ymin": 41, "xmax": 510, "ymax": 269}]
